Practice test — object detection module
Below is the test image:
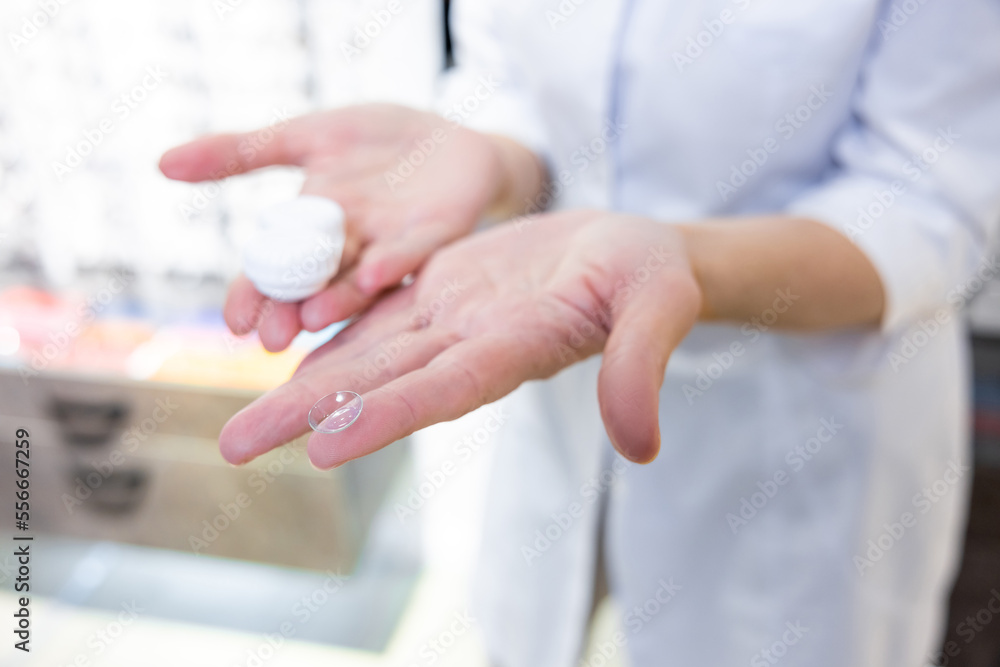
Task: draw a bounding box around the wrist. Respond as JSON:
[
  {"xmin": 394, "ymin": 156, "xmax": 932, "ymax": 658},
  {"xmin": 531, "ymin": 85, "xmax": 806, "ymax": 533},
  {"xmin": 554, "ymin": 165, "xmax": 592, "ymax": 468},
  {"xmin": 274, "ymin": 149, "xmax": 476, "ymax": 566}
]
[
  {"xmin": 678, "ymin": 217, "xmax": 886, "ymax": 330},
  {"xmin": 676, "ymin": 223, "xmax": 716, "ymax": 322},
  {"xmin": 484, "ymin": 134, "xmax": 549, "ymax": 219}
]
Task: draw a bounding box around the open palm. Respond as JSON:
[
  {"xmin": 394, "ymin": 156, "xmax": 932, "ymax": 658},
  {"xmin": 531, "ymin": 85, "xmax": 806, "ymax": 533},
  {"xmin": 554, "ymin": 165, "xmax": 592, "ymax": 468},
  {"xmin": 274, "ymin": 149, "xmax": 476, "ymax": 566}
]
[{"xmin": 218, "ymin": 210, "xmax": 702, "ymax": 468}]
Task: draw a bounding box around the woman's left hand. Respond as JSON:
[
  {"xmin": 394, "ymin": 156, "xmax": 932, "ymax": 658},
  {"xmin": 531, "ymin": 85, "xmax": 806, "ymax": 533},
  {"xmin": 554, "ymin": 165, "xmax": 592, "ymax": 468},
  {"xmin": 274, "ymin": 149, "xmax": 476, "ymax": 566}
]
[{"xmin": 219, "ymin": 209, "xmax": 702, "ymax": 468}]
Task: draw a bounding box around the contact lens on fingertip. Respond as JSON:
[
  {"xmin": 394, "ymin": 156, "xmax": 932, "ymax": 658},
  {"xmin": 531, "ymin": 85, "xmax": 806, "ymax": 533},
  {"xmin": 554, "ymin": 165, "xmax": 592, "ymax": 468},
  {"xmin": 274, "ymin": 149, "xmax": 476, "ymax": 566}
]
[{"xmin": 309, "ymin": 391, "xmax": 363, "ymax": 434}]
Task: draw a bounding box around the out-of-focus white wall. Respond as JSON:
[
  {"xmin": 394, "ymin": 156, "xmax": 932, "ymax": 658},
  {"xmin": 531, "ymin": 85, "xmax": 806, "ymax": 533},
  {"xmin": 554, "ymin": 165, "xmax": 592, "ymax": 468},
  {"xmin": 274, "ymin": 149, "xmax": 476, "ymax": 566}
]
[{"xmin": 0, "ymin": 0, "xmax": 442, "ymax": 287}]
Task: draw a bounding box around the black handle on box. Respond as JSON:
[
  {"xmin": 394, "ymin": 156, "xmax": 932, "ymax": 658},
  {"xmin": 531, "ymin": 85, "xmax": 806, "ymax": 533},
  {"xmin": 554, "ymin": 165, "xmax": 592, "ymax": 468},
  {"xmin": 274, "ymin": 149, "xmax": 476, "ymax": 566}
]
[{"xmin": 50, "ymin": 399, "xmax": 130, "ymax": 445}]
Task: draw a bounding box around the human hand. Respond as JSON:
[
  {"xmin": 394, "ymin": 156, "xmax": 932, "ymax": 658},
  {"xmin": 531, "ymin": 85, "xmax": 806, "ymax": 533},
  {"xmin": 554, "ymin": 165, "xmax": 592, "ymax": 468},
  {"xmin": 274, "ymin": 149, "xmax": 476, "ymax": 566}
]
[
  {"xmin": 159, "ymin": 104, "xmax": 544, "ymax": 351},
  {"xmin": 218, "ymin": 210, "xmax": 702, "ymax": 468}
]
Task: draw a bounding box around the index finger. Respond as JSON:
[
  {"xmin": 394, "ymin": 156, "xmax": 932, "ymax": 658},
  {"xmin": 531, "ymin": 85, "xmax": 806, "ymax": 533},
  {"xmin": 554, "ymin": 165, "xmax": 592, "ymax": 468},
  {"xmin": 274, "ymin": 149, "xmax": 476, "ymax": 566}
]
[
  {"xmin": 306, "ymin": 333, "xmax": 548, "ymax": 469},
  {"xmin": 159, "ymin": 123, "xmax": 303, "ymax": 182},
  {"xmin": 218, "ymin": 293, "xmax": 456, "ymax": 465}
]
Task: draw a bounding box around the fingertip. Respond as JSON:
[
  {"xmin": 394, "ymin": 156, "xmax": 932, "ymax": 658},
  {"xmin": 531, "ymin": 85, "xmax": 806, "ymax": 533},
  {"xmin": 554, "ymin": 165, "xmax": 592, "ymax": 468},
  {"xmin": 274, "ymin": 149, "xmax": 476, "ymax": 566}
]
[
  {"xmin": 220, "ymin": 448, "xmax": 248, "ymax": 466},
  {"xmin": 306, "ymin": 432, "xmax": 348, "ymax": 470},
  {"xmin": 299, "ymin": 294, "xmax": 339, "ymax": 332},
  {"xmin": 160, "ymin": 140, "xmax": 218, "ymax": 182},
  {"xmin": 355, "ymin": 263, "xmax": 381, "ymax": 296},
  {"xmin": 298, "ymin": 307, "xmax": 325, "ymax": 333},
  {"xmin": 613, "ymin": 431, "xmax": 661, "ymax": 465},
  {"xmin": 219, "ymin": 414, "xmax": 254, "ymax": 465},
  {"xmin": 602, "ymin": 390, "xmax": 661, "ymax": 464},
  {"xmin": 598, "ymin": 357, "xmax": 664, "ymax": 465},
  {"xmin": 260, "ymin": 332, "xmax": 293, "ymax": 353},
  {"xmin": 258, "ymin": 302, "xmax": 301, "ymax": 352},
  {"xmin": 224, "ymin": 276, "xmax": 267, "ymax": 336},
  {"xmin": 158, "ymin": 147, "xmax": 191, "ymax": 180}
]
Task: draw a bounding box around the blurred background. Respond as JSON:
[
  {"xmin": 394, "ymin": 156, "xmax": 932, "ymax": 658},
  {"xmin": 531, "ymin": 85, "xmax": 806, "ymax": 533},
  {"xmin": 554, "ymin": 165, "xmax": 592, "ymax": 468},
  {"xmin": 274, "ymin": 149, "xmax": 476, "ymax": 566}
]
[
  {"xmin": 0, "ymin": 1, "xmax": 512, "ymax": 666},
  {"xmin": 0, "ymin": 1, "xmax": 999, "ymax": 666}
]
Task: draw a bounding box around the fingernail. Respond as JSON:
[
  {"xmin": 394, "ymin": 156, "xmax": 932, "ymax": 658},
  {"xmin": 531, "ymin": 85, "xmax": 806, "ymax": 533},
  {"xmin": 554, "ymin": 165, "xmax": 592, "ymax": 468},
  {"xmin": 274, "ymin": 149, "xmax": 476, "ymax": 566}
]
[{"xmin": 310, "ymin": 459, "xmax": 345, "ymax": 472}]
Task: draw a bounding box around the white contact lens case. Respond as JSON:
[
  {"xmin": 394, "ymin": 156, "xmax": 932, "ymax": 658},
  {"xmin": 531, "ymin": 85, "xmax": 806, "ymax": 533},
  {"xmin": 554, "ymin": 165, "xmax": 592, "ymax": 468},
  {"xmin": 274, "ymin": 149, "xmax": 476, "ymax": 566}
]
[{"xmin": 242, "ymin": 196, "xmax": 346, "ymax": 302}]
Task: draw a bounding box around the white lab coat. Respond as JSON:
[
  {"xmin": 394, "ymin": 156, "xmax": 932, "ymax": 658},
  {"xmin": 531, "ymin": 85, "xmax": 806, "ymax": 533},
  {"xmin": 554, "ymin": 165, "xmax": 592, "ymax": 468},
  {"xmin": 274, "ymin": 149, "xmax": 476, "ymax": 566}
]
[{"xmin": 437, "ymin": 1, "xmax": 1000, "ymax": 665}]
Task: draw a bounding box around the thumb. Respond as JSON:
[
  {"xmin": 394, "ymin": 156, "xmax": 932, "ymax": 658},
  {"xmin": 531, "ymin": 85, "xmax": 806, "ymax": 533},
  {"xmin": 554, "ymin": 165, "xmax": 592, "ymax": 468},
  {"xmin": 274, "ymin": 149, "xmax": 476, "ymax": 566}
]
[{"xmin": 598, "ymin": 274, "xmax": 701, "ymax": 463}]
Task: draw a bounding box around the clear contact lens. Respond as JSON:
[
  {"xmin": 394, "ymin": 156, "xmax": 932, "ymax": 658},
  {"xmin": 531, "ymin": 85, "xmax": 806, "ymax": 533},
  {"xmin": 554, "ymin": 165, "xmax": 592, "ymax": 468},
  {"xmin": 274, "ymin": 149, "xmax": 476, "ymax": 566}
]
[{"xmin": 308, "ymin": 391, "xmax": 363, "ymax": 434}]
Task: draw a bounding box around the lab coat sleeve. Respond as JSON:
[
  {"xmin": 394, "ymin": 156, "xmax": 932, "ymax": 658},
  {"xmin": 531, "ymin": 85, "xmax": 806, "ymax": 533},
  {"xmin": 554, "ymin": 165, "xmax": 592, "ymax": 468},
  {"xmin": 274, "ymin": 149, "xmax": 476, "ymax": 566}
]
[
  {"xmin": 785, "ymin": 0, "xmax": 1000, "ymax": 334},
  {"xmin": 436, "ymin": 1, "xmax": 551, "ymax": 161}
]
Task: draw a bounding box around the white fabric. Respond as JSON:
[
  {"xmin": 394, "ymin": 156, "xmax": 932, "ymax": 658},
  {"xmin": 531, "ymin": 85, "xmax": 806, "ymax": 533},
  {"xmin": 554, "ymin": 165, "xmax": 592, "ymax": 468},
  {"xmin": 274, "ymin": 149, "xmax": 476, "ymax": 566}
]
[{"xmin": 438, "ymin": 1, "xmax": 1000, "ymax": 665}]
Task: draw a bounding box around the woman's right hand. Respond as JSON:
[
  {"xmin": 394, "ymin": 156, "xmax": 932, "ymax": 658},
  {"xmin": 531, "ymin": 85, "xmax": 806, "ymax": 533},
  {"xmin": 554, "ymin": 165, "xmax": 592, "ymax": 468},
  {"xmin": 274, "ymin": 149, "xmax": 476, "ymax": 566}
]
[{"xmin": 159, "ymin": 103, "xmax": 545, "ymax": 351}]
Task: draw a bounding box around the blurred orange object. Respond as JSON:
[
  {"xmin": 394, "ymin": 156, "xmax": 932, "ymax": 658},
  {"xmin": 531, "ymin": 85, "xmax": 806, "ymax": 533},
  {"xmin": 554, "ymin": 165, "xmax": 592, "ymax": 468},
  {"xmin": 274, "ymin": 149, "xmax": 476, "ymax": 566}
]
[
  {"xmin": 129, "ymin": 326, "xmax": 306, "ymax": 391},
  {"xmin": 1, "ymin": 286, "xmax": 304, "ymax": 389}
]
